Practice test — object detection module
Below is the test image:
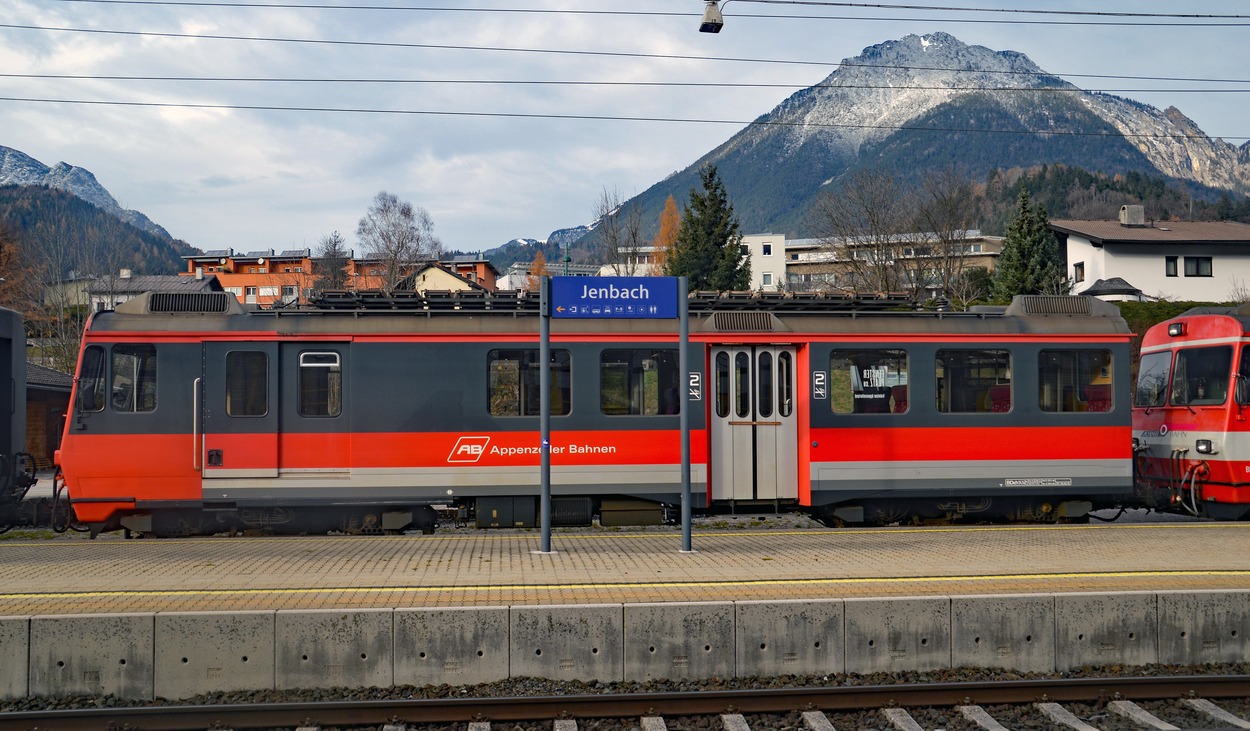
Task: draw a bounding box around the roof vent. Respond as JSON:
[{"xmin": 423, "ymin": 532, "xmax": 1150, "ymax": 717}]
[
  {"xmin": 1007, "ymin": 295, "xmax": 1093, "ymax": 316},
  {"xmin": 708, "ymin": 311, "xmax": 779, "ymax": 332},
  {"xmin": 147, "ymin": 292, "xmax": 238, "ymax": 313}
]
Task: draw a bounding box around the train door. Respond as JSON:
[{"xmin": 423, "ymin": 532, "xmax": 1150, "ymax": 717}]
[
  {"xmin": 200, "ymin": 342, "xmax": 279, "ymax": 478},
  {"xmin": 710, "ymin": 346, "xmax": 798, "ymax": 502}
]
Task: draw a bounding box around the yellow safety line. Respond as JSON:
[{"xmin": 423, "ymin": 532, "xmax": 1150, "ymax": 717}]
[{"xmin": 3, "ymin": 569, "xmax": 1248, "ymax": 601}]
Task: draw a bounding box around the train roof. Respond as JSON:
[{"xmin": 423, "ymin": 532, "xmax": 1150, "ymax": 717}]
[{"xmin": 88, "ymin": 291, "xmax": 1132, "ymax": 338}]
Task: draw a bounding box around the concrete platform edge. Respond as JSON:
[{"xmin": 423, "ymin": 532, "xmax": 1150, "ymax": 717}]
[{"xmin": 1, "ymin": 590, "xmax": 1245, "ymax": 700}]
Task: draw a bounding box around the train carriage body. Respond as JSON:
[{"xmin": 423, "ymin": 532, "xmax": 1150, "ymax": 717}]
[
  {"xmin": 55, "ymin": 291, "xmax": 1135, "ymax": 536},
  {"xmin": 1132, "ymin": 303, "xmax": 1250, "ymax": 519}
]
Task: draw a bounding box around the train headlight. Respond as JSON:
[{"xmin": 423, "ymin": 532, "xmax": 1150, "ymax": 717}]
[
  {"xmin": 1195, "ymin": 439, "xmax": 1217, "ymax": 455},
  {"xmin": 1167, "ymin": 322, "xmax": 1185, "ymax": 337}
]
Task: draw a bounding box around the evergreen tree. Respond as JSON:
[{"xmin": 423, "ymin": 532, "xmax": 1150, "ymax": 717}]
[
  {"xmin": 665, "ymin": 165, "xmax": 749, "ymax": 291},
  {"xmin": 991, "ymin": 188, "xmax": 1066, "ymax": 302},
  {"xmin": 313, "ymin": 231, "xmax": 349, "ymax": 291}
]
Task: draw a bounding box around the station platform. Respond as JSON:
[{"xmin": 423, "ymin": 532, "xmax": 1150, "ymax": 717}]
[{"xmin": 1, "ymin": 517, "xmax": 1246, "ymax": 616}]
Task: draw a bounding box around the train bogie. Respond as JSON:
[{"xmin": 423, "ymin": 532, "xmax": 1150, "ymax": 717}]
[{"xmin": 55, "ymin": 291, "xmax": 1137, "ymax": 536}]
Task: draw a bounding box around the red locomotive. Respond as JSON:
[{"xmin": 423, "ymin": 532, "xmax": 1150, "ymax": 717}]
[
  {"xmin": 54, "ymin": 290, "xmax": 1135, "ymax": 536},
  {"xmin": 1132, "ymin": 302, "xmax": 1250, "ymax": 519}
]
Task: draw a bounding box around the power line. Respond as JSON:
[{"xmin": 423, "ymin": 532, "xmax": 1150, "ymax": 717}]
[
  {"xmin": 40, "ymin": 0, "xmax": 1250, "ymax": 21},
  {"xmin": 3, "ymin": 23, "xmax": 1248, "ymax": 84},
  {"xmin": 2, "ymin": 95, "xmax": 1245, "ymax": 141},
  {"xmin": 736, "ymin": 1, "xmax": 1250, "ymax": 20},
  {"xmin": 4, "ymin": 72, "xmax": 1248, "ymax": 93}
]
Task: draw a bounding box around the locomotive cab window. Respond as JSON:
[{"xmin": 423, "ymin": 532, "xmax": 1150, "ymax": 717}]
[
  {"xmin": 226, "ymin": 351, "xmax": 268, "ymax": 417},
  {"xmin": 1039, "ymin": 350, "xmax": 1113, "ymax": 413},
  {"xmin": 488, "ymin": 349, "xmax": 571, "ymax": 416},
  {"xmin": 1170, "ymin": 346, "xmax": 1232, "ymax": 406},
  {"xmin": 1135, "ymin": 351, "xmax": 1171, "ymax": 407},
  {"xmin": 936, "ymin": 349, "xmax": 1011, "ymax": 413},
  {"xmin": 111, "ymin": 345, "xmax": 157, "ymax": 413},
  {"xmin": 77, "ymin": 345, "xmax": 108, "ymax": 412},
  {"xmin": 600, "ymin": 349, "xmax": 679, "ymax": 415},
  {"xmin": 298, "ymin": 351, "xmax": 342, "ymax": 417},
  {"xmin": 829, "ymin": 349, "xmax": 909, "ymax": 414}
]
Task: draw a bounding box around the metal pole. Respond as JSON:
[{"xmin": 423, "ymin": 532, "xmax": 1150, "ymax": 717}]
[
  {"xmin": 679, "ymin": 276, "xmax": 693, "ymax": 553},
  {"xmin": 539, "ymin": 276, "xmax": 552, "ymax": 553}
]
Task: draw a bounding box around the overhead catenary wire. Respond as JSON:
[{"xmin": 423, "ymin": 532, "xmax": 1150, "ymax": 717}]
[
  {"xmin": 2, "ymin": 95, "xmax": 1245, "ymax": 142},
  {"xmin": 4, "ymin": 73, "xmax": 1248, "ymax": 94},
  {"xmin": 2, "ymin": 23, "xmax": 1249, "ymax": 85},
  {"xmin": 35, "ymin": 0, "xmax": 1250, "ymax": 23}
]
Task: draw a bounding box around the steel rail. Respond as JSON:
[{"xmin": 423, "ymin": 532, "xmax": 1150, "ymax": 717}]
[{"xmin": 1, "ymin": 675, "xmax": 1246, "ymax": 731}]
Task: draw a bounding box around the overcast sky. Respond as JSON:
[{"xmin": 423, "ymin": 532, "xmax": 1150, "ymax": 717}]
[{"xmin": 2, "ymin": 0, "xmax": 1247, "ymax": 258}]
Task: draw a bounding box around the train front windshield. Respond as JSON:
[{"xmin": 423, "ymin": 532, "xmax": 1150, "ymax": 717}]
[{"xmin": 1135, "ymin": 346, "xmax": 1234, "ymax": 407}]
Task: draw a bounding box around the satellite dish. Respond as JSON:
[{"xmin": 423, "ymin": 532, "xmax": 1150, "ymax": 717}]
[
  {"xmin": 219, "ymin": 258, "xmax": 226, "ymax": 264},
  {"xmin": 258, "ymin": 258, "xmax": 266, "ymax": 265}
]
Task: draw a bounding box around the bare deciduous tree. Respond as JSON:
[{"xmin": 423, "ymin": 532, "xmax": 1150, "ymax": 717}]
[
  {"xmin": 356, "ymin": 191, "xmax": 442, "ymax": 293},
  {"xmin": 809, "ymin": 169, "xmax": 918, "ymax": 295},
  {"xmin": 593, "ymin": 188, "xmax": 647, "ymax": 276},
  {"xmin": 915, "ymin": 165, "xmax": 980, "ymax": 304}
]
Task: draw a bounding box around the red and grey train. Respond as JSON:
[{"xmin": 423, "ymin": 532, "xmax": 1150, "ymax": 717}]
[
  {"xmin": 54, "ymin": 290, "xmax": 1138, "ymax": 537},
  {"xmin": 1132, "ymin": 302, "xmax": 1250, "ymax": 520}
]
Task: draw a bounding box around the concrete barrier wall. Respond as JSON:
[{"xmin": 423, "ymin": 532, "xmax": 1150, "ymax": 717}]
[{"xmin": 3, "ymin": 590, "xmax": 1246, "ymax": 700}]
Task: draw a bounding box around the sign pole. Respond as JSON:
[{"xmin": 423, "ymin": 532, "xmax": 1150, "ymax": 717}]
[
  {"xmin": 679, "ymin": 276, "xmax": 694, "ymax": 553},
  {"xmin": 538, "ymin": 276, "xmax": 553, "ymax": 554}
]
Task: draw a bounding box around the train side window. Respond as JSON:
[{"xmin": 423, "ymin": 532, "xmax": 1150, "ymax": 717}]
[
  {"xmin": 1237, "ymin": 347, "xmax": 1250, "ymax": 405},
  {"xmin": 734, "ymin": 351, "xmax": 751, "ymax": 418},
  {"xmin": 600, "ymin": 349, "xmax": 679, "ymax": 415},
  {"xmin": 77, "ymin": 345, "xmax": 107, "ymax": 412},
  {"xmin": 936, "ymin": 349, "xmax": 1010, "ymax": 413},
  {"xmin": 715, "ymin": 351, "xmax": 730, "ymax": 418},
  {"xmin": 1038, "ymin": 350, "xmax": 1113, "ymax": 412},
  {"xmin": 488, "ymin": 349, "xmax": 571, "ymax": 416},
  {"xmin": 778, "ymin": 351, "xmax": 793, "ymax": 417},
  {"xmin": 1171, "ymin": 346, "xmax": 1232, "ymax": 406},
  {"xmin": 1134, "ymin": 351, "xmax": 1171, "ymax": 407},
  {"xmin": 298, "ymin": 351, "xmax": 342, "ymax": 417},
  {"xmin": 226, "ymin": 351, "xmax": 268, "ymax": 417},
  {"xmin": 111, "ymin": 344, "xmax": 157, "ymax": 413},
  {"xmin": 829, "ymin": 349, "xmax": 908, "ymax": 415}
]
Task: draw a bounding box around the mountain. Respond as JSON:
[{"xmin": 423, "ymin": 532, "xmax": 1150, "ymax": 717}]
[
  {"xmin": 0, "ymin": 145, "xmax": 172, "ymax": 240},
  {"xmin": 538, "ymin": 32, "xmax": 1249, "ymax": 253},
  {"xmin": 0, "ymin": 185, "xmax": 195, "ymax": 277}
]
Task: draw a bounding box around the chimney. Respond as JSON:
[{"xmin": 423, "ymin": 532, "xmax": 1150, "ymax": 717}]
[
  {"xmin": 119, "ymin": 268, "xmax": 133, "ymax": 279},
  {"xmin": 1119, "ymin": 205, "xmax": 1146, "ymax": 227},
  {"xmin": 195, "ymin": 267, "xmax": 204, "ymax": 280}
]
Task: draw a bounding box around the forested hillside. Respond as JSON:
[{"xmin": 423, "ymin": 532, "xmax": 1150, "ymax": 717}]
[{"xmin": 0, "ymin": 184, "xmax": 195, "ymax": 278}]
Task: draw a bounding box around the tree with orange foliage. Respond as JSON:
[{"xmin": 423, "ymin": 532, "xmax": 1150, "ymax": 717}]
[
  {"xmin": 525, "ymin": 249, "xmax": 550, "ymax": 291},
  {"xmin": 649, "ymin": 195, "xmax": 680, "ymax": 276}
]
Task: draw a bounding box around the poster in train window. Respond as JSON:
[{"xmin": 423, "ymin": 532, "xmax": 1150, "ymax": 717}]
[
  {"xmin": 1038, "ymin": 350, "xmax": 1113, "ymax": 412},
  {"xmin": 487, "ymin": 349, "xmax": 571, "ymax": 416},
  {"xmin": 600, "ymin": 349, "xmax": 679, "ymax": 415},
  {"xmin": 111, "ymin": 344, "xmax": 157, "ymax": 413},
  {"xmin": 935, "ymin": 349, "xmax": 1010, "ymax": 413},
  {"xmin": 829, "ymin": 349, "xmax": 908, "ymax": 414}
]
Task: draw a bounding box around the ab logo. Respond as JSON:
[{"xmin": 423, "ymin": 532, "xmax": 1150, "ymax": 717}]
[{"xmin": 448, "ymin": 436, "xmax": 491, "ymax": 463}]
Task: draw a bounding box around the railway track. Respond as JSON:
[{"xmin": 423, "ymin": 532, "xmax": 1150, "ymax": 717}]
[{"xmin": 1, "ymin": 674, "xmax": 1247, "ymax": 731}]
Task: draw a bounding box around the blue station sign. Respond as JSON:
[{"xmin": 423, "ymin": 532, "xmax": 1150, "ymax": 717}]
[{"xmin": 550, "ymin": 276, "xmax": 679, "ymax": 319}]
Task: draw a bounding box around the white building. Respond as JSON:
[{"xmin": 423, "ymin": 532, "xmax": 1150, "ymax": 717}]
[{"xmin": 1051, "ymin": 206, "xmax": 1250, "ymax": 302}]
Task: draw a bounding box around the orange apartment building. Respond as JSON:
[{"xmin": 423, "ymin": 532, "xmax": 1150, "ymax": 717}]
[{"xmin": 181, "ymin": 249, "xmax": 500, "ymax": 308}]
